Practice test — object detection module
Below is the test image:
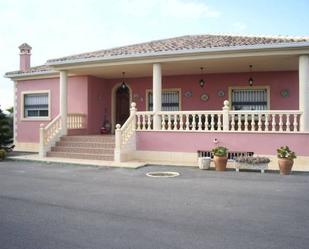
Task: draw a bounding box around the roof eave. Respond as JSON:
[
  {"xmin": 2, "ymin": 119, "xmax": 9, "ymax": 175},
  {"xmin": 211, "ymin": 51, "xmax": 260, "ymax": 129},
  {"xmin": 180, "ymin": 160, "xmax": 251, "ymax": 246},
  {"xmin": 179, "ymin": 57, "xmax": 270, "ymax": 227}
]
[
  {"xmin": 46, "ymin": 42, "xmax": 309, "ymax": 67},
  {"xmin": 4, "ymin": 70, "xmax": 57, "ymax": 80}
]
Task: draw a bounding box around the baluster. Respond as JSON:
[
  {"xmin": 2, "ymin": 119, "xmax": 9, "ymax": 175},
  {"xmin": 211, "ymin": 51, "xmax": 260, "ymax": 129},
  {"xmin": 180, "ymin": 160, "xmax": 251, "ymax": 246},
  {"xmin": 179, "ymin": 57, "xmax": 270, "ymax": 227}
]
[
  {"xmin": 236, "ymin": 114, "xmax": 240, "ymax": 131},
  {"xmin": 198, "ymin": 114, "xmax": 202, "ymax": 131},
  {"xmin": 179, "ymin": 114, "xmax": 184, "ymax": 131},
  {"xmin": 185, "ymin": 114, "xmax": 190, "ymax": 130},
  {"xmin": 161, "ymin": 114, "xmax": 165, "ymax": 130},
  {"xmin": 217, "ymin": 114, "xmax": 222, "ymax": 131},
  {"xmin": 272, "ymin": 114, "xmax": 276, "ymax": 131},
  {"xmin": 147, "ymin": 114, "xmax": 151, "ymax": 130},
  {"xmin": 258, "ymin": 114, "xmax": 262, "ymax": 132},
  {"xmin": 279, "ymin": 114, "xmax": 283, "ymax": 132},
  {"xmin": 142, "ymin": 114, "xmax": 146, "ymax": 130},
  {"xmin": 286, "ymin": 114, "xmax": 291, "ymax": 132},
  {"xmin": 293, "ymin": 114, "xmax": 298, "ymax": 132},
  {"xmin": 231, "ymin": 114, "xmax": 235, "ymax": 131},
  {"xmin": 136, "ymin": 114, "xmax": 141, "ymax": 130},
  {"xmin": 265, "ymin": 114, "xmax": 269, "ymax": 131},
  {"xmin": 210, "ymin": 114, "xmax": 215, "ymax": 131},
  {"xmin": 167, "ymin": 114, "xmax": 172, "ymax": 130},
  {"xmin": 244, "ymin": 114, "xmax": 248, "ymax": 131},
  {"xmin": 191, "ymin": 114, "xmax": 196, "ymax": 131}
]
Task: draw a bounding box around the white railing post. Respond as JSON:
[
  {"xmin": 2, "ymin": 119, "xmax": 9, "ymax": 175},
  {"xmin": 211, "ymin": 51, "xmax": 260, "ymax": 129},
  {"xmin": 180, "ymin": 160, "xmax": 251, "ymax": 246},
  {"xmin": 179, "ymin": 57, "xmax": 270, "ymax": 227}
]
[
  {"xmin": 130, "ymin": 102, "xmax": 137, "ymax": 131},
  {"xmin": 222, "ymin": 100, "xmax": 230, "ymax": 131},
  {"xmin": 114, "ymin": 124, "xmax": 122, "ymax": 162},
  {"xmin": 39, "ymin": 123, "xmax": 45, "ymax": 157}
]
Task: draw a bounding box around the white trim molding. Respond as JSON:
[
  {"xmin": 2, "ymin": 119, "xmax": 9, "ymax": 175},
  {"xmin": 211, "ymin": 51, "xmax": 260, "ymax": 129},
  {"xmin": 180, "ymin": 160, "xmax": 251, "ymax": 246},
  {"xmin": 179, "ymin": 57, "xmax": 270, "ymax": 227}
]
[{"xmin": 20, "ymin": 90, "xmax": 51, "ymax": 121}]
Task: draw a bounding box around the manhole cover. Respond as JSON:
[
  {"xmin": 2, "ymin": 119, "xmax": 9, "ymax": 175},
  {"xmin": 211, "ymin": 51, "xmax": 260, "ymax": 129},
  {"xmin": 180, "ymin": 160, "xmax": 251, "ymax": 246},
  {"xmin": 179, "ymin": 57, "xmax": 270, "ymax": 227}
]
[{"xmin": 146, "ymin": 171, "xmax": 180, "ymax": 178}]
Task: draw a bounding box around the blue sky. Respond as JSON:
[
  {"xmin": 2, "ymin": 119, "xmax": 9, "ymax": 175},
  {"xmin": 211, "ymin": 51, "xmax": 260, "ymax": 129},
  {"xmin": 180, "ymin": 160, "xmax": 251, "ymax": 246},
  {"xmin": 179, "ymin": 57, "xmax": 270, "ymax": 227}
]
[{"xmin": 1, "ymin": 0, "xmax": 309, "ymax": 109}]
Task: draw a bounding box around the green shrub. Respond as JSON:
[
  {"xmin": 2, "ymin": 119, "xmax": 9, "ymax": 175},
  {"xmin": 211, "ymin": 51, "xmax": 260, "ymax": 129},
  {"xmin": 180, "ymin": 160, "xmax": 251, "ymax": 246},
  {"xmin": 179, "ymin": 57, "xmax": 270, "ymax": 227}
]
[
  {"xmin": 0, "ymin": 149, "xmax": 6, "ymax": 160},
  {"xmin": 212, "ymin": 146, "xmax": 228, "ymax": 157},
  {"xmin": 277, "ymin": 146, "xmax": 296, "ymax": 160}
]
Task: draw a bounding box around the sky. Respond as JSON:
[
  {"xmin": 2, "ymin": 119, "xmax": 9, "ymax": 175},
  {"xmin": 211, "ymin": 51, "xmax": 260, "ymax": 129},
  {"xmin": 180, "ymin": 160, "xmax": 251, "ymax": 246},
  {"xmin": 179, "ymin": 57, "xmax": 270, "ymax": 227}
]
[{"xmin": 1, "ymin": 0, "xmax": 309, "ymax": 110}]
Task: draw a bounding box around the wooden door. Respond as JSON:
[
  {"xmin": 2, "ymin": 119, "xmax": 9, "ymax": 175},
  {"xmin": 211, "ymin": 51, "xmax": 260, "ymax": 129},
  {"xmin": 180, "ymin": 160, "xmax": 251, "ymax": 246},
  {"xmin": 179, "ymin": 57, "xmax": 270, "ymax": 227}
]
[{"xmin": 116, "ymin": 86, "xmax": 130, "ymax": 126}]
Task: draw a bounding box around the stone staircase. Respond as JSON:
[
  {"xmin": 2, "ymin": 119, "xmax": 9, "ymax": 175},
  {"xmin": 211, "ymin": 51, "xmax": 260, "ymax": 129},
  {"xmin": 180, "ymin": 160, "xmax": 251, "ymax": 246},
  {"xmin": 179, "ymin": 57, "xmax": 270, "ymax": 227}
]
[{"xmin": 47, "ymin": 135, "xmax": 115, "ymax": 161}]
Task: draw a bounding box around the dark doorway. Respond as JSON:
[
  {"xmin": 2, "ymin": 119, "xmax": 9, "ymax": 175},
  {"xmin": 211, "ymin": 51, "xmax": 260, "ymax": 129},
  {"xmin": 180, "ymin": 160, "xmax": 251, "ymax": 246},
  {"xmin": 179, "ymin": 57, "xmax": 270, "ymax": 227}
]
[{"xmin": 115, "ymin": 85, "xmax": 130, "ymax": 126}]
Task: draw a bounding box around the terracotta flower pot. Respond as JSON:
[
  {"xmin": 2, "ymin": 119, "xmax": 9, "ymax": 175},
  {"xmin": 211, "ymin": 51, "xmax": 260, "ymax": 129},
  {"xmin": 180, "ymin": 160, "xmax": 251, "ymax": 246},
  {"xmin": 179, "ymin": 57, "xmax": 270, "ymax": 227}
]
[
  {"xmin": 213, "ymin": 156, "xmax": 228, "ymax": 171},
  {"xmin": 278, "ymin": 158, "xmax": 294, "ymax": 175}
]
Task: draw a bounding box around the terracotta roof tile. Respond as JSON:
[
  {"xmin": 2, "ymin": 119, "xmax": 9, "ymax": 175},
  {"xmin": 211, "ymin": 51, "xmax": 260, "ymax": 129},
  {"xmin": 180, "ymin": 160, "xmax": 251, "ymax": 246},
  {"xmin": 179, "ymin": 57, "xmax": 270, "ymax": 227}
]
[
  {"xmin": 46, "ymin": 34, "xmax": 309, "ymax": 63},
  {"xmin": 5, "ymin": 64, "xmax": 53, "ymax": 77},
  {"xmin": 5, "ymin": 34, "xmax": 309, "ymax": 77}
]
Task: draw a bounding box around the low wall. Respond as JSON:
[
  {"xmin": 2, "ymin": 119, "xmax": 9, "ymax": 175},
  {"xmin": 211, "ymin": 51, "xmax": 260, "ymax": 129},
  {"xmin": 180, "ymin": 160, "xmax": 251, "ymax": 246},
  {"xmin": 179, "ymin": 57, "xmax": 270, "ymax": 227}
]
[
  {"xmin": 136, "ymin": 131, "xmax": 309, "ymax": 156},
  {"xmin": 135, "ymin": 131, "xmax": 309, "ymax": 169}
]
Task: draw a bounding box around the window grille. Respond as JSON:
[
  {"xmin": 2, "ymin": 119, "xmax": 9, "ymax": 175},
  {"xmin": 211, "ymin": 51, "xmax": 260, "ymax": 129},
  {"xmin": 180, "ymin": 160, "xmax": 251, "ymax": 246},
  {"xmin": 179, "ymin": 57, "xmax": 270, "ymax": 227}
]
[
  {"xmin": 231, "ymin": 89, "xmax": 267, "ymax": 110},
  {"xmin": 148, "ymin": 91, "xmax": 180, "ymax": 111},
  {"xmin": 24, "ymin": 93, "xmax": 49, "ymax": 117}
]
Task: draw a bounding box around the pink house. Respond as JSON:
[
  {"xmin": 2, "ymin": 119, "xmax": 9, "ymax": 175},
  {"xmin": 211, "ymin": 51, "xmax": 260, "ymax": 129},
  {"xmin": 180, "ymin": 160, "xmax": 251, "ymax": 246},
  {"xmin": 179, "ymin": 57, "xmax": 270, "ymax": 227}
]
[{"xmin": 4, "ymin": 35, "xmax": 309, "ymax": 168}]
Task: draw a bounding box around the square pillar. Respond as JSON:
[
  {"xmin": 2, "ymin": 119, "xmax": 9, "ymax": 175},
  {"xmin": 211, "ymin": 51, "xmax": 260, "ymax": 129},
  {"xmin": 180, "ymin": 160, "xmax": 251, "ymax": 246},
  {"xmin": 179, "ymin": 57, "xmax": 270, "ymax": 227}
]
[
  {"xmin": 60, "ymin": 70, "xmax": 68, "ymax": 135},
  {"xmin": 153, "ymin": 63, "xmax": 162, "ymax": 130},
  {"xmin": 299, "ymin": 55, "xmax": 309, "ymax": 132}
]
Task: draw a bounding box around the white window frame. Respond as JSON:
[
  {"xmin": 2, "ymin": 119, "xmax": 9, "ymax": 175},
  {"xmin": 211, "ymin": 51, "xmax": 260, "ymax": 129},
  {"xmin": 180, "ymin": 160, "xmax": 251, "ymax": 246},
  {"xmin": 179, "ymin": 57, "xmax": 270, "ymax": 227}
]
[
  {"xmin": 146, "ymin": 88, "xmax": 182, "ymax": 111},
  {"xmin": 228, "ymin": 86, "xmax": 270, "ymax": 110},
  {"xmin": 21, "ymin": 90, "xmax": 51, "ymax": 121}
]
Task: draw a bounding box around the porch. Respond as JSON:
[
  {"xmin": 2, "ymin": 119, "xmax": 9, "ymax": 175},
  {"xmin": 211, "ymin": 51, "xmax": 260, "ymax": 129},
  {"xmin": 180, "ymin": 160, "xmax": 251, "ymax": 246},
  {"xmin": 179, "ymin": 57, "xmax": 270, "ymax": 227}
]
[{"xmin": 38, "ymin": 53, "xmax": 309, "ymax": 167}]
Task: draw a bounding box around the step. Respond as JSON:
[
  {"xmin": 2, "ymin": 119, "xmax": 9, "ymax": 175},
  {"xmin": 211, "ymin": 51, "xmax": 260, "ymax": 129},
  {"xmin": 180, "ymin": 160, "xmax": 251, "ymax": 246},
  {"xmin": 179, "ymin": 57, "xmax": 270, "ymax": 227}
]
[
  {"xmin": 56, "ymin": 141, "xmax": 115, "ymax": 148},
  {"xmin": 47, "ymin": 151, "xmax": 114, "ymax": 161},
  {"xmin": 51, "ymin": 146, "xmax": 114, "ymax": 154},
  {"xmin": 61, "ymin": 135, "xmax": 115, "ymax": 143}
]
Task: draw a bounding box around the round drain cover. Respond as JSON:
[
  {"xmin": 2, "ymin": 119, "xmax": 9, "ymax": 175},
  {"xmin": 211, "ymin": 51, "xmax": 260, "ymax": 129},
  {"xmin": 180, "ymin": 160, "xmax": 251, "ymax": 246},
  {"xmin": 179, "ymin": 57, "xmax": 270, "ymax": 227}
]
[{"xmin": 146, "ymin": 171, "xmax": 180, "ymax": 178}]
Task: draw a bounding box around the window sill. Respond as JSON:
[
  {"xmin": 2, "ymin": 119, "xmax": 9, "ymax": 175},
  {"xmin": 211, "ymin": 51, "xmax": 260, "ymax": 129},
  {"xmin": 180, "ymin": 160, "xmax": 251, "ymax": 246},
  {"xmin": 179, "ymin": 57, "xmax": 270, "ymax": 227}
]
[{"xmin": 20, "ymin": 117, "xmax": 51, "ymax": 122}]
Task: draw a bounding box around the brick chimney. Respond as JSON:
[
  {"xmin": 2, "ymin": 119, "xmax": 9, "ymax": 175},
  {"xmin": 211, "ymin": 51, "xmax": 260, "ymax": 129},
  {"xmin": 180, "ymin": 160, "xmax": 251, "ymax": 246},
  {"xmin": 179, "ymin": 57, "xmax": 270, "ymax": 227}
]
[{"xmin": 19, "ymin": 43, "xmax": 32, "ymax": 72}]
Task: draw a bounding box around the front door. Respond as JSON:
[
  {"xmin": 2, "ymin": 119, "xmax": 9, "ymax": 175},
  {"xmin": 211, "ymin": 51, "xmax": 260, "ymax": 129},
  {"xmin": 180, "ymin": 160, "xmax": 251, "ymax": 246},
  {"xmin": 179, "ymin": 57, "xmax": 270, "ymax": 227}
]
[{"xmin": 115, "ymin": 85, "xmax": 130, "ymax": 126}]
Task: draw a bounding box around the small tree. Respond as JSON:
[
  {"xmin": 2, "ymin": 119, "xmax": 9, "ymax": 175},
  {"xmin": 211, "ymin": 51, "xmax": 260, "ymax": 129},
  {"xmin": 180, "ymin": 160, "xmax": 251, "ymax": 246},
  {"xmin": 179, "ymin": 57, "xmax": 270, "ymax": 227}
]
[{"xmin": 0, "ymin": 107, "xmax": 13, "ymax": 149}]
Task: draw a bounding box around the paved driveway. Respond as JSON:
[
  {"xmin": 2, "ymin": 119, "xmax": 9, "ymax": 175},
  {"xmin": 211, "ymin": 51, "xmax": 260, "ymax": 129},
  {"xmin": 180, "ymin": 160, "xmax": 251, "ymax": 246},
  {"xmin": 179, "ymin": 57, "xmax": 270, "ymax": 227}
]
[{"xmin": 0, "ymin": 161, "xmax": 308, "ymax": 249}]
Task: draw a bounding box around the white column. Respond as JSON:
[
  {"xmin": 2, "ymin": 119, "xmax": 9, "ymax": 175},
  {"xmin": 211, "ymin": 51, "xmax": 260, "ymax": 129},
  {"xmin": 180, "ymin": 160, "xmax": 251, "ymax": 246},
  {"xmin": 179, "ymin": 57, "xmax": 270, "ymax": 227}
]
[
  {"xmin": 153, "ymin": 63, "xmax": 162, "ymax": 130},
  {"xmin": 299, "ymin": 55, "xmax": 309, "ymax": 132},
  {"xmin": 60, "ymin": 70, "xmax": 68, "ymax": 135},
  {"xmin": 13, "ymin": 81, "xmax": 17, "ymax": 145}
]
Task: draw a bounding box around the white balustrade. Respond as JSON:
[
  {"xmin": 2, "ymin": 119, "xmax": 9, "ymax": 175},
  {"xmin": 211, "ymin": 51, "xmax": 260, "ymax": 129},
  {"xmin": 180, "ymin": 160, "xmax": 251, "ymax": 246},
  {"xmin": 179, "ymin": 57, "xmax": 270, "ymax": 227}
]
[
  {"xmin": 67, "ymin": 113, "xmax": 87, "ymax": 129},
  {"xmin": 139, "ymin": 111, "xmax": 224, "ymax": 132},
  {"xmin": 115, "ymin": 103, "xmax": 139, "ymax": 162},
  {"xmin": 39, "ymin": 115, "xmax": 62, "ymax": 157},
  {"xmin": 228, "ymin": 110, "xmax": 302, "ymax": 132},
  {"xmin": 134, "ymin": 101, "xmax": 302, "ymax": 133},
  {"xmin": 39, "ymin": 113, "xmax": 87, "ymax": 157}
]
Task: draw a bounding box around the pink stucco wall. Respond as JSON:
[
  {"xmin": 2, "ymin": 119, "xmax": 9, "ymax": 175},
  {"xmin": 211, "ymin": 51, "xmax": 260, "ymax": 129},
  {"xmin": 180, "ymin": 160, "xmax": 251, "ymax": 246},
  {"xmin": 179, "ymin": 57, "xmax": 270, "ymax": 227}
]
[
  {"xmin": 16, "ymin": 70, "xmax": 299, "ymax": 144},
  {"xmin": 106, "ymin": 71, "xmax": 299, "ymax": 113},
  {"xmin": 136, "ymin": 131, "xmax": 309, "ymax": 156},
  {"xmin": 87, "ymin": 76, "xmax": 107, "ymax": 134},
  {"xmin": 16, "ymin": 76, "xmax": 88, "ymax": 143}
]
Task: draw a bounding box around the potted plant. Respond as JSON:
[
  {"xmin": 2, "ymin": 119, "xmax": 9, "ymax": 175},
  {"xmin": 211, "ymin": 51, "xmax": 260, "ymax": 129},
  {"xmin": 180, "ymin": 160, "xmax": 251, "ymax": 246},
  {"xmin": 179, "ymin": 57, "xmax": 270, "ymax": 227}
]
[
  {"xmin": 277, "ymin": 146, "xmax": 296, "ymax": 175},
  {"xmin": 212, "ymin": 146, "xmax": 228, "ymax": 171},
  {"xmin": 234, "ymin": 156, "xmax": 270, "ymax": 173}
]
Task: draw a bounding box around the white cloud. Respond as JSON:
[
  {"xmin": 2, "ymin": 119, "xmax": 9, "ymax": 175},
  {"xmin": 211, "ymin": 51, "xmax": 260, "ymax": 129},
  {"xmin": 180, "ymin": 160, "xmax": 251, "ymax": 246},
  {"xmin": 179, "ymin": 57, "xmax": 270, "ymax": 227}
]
[
  {"xmin": 118, "ymin": 0, "xmax": 220, "ymax": 19},
  {"xmin": 0, "ymin": 0, "xmax": 222, "ymax": 109},
  {"xmin": 232, "ymin": 22, "xmax": 248, "ymax": 32},
  {"xmin": 162, "ymin": 0, "xmax": 221, "ymax": 19}
]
